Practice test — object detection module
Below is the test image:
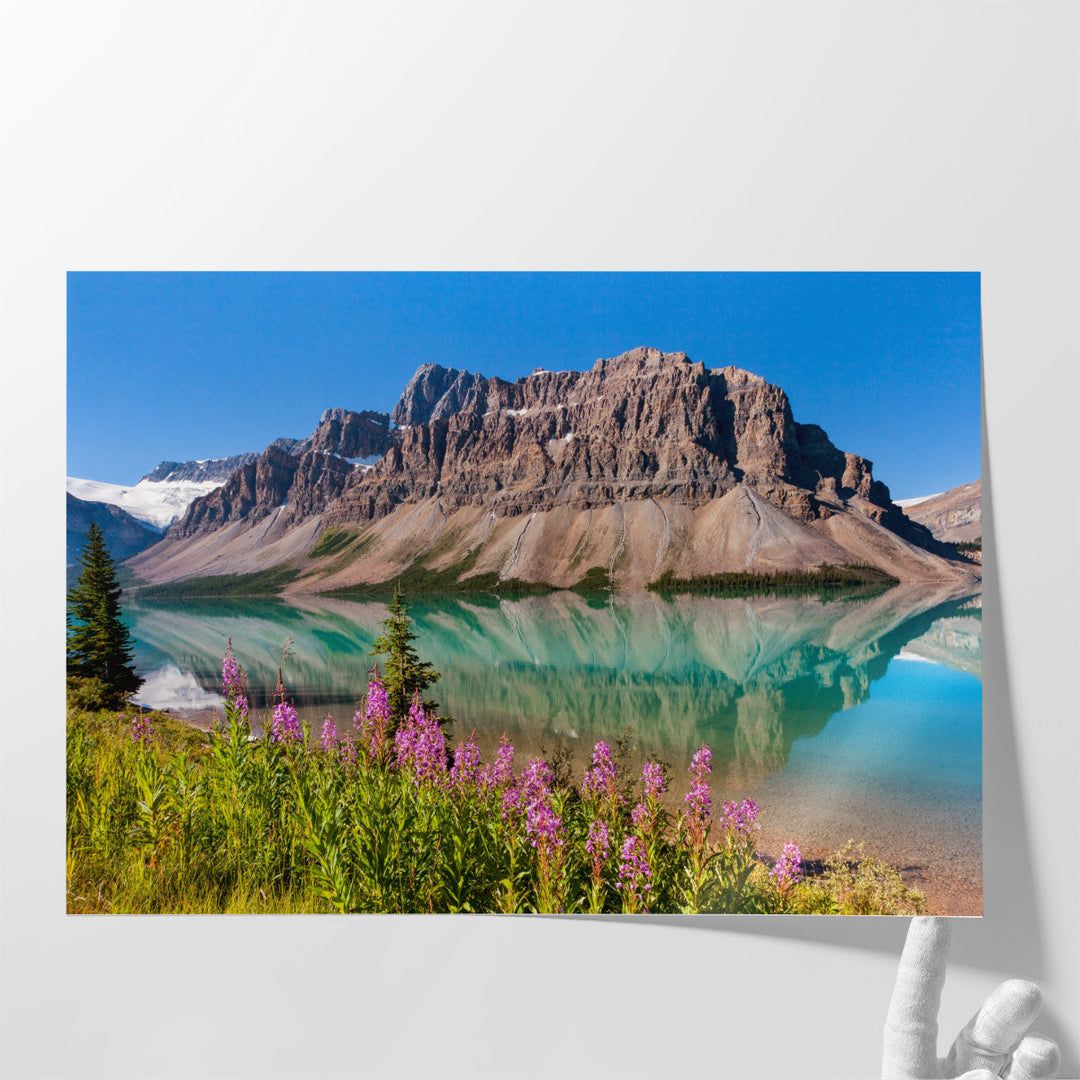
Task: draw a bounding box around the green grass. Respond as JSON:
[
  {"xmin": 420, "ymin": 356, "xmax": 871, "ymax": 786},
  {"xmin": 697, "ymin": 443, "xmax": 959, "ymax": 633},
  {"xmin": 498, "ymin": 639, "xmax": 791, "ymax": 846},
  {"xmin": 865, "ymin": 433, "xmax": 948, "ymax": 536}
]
[
  {"xmin": 647, "ymin": 563, "xmax": 899, "ymax": 597},
  {"xmin": 66, "ymin": 699, "xmax": 926, "ymax": 916},
  {"xmin": 952, "ymin": 539, "xmax": 982, "ymax": 552},
  {"xmin": 130, "ymin": 568, "xmax": 302, "ymax": 599},
  {"xmin": 570, "ymin": 566, "xmax": 613, "ymax": 593},
  {"xmin": 308, "ymin": 527, "xmax": 359, "ymax": 559}
]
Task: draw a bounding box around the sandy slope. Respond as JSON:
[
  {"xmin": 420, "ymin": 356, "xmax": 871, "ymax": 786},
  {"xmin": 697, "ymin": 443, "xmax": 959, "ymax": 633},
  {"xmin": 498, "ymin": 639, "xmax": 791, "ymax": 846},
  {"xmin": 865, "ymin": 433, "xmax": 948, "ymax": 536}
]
[
  {"xmin": 899, "ymin": 479, "xmax": 982, "ymax": 542},
  {"xmin": 128, "ymin": 483, "xmax": 980, "ymax": 592}
]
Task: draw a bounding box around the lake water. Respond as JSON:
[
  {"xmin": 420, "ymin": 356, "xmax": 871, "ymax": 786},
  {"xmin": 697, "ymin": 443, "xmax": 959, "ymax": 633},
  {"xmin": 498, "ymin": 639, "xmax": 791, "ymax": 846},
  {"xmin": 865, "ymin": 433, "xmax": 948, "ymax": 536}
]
[{"xmin": 126, "ymin": 584, "xmax": 982, "ymax": 913}]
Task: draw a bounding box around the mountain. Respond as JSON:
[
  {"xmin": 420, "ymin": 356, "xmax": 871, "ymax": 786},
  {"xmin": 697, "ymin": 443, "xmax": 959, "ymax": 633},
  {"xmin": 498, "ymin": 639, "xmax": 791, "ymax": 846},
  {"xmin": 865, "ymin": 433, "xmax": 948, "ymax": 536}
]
[
  {"xmin": 129, "ymin": 348, "xmax": 980, "ymax": 593},
  {"xmin": 392, "ymin": 364, "xmax": 481, "ymax": 426},
  {"xmin": 897, "ymin": 479, "xmax": 981, "ymax": 543},
  {"xmin": 67, "ymin": 452, "xmax": 260, "ymax": 531},
  {"xmin": 138, "ymin": 454, "xmax": 258, "ymax": 484},
  {"xmin": 67, "ymin": 493, "xmax": 162, "ymax": 570},
  {"xmin": 170, "ymin": 408, "xmax": 395, "ymax": 538}
]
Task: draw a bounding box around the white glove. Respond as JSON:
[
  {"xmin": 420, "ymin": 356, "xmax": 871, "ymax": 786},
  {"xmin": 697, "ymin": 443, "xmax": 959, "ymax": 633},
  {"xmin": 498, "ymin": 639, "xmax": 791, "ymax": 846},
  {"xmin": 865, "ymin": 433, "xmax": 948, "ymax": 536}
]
[{"xmin": 883, "ymin": 917, "xmax": 1060, "ymax": 1079}]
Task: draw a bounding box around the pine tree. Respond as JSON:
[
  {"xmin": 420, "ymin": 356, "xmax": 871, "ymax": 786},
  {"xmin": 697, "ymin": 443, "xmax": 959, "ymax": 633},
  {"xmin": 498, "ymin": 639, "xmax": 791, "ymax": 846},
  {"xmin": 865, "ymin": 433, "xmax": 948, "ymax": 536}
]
[
  {"xmin": 67, "ymin": 523, "xmax": 143, "ymax": 704},
  {"xmin": 370, "ymin": 583, "xmax": 442, "ymax": 721}
]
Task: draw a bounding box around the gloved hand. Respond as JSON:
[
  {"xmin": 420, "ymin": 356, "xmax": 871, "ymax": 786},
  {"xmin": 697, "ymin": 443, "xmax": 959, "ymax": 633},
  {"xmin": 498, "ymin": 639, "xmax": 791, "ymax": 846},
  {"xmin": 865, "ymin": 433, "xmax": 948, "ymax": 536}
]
[{"xmin": 883, "ymin": 917, "xmax": 1060, "ymax": 1079}]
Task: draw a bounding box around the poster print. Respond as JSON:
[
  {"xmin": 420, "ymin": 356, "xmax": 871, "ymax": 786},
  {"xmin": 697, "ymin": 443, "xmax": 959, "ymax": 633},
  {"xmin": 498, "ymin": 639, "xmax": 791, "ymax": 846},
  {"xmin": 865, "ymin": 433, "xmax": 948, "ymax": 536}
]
[{"xmin": 66, "ymin": 272, "xmax": 982, "ymax": 915}]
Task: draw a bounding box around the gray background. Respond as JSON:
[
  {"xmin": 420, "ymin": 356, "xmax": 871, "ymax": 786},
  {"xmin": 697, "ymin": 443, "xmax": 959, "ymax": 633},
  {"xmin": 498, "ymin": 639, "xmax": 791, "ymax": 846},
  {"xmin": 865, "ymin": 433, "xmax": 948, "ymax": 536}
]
[{"xmin": 1, "ymin": 3, "xmax": 1077, "ymax": 1077}]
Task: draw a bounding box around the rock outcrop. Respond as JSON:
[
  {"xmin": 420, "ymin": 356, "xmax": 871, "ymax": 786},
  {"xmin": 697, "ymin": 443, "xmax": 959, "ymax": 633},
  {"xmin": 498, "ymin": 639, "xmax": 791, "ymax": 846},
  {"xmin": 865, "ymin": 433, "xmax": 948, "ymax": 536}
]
[
  {"xmin": 328, "ymin": 349, "xmax": 934, "ymax": 549},
  {"xmin": 391, "ymin": 364, "xmax": 481, "ymax": 427},
  {"xmin": 294, "ymin": 408, "xmax": 394, "ymax": 460},
  {"xmin": 136, "ymin": 348, "xmax": 977, "ymax": 591},
  {"xmin": 139, "ymin": 454, "xmax": 258, "ymax": 484},
  {"xmin": 899, "ymin": 479, "xmax": 982, "ymax": 543},
  {"xmin": 67, "ymin": 493, "xmax": 161, "ymax": 568},
  {"xmin": 172, "ymin": 408, "xmax": 394, "ymax": 538}
]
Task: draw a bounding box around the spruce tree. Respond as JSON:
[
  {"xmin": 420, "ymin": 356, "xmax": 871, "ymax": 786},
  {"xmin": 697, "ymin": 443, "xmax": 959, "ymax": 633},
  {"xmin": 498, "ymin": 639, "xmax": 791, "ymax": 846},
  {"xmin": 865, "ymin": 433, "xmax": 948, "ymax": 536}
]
[
  {"xmin": 67, "ymin": 523, "xmax": 143, "ymax": 704},
  {"xmin": 370, "ymin": 583, "xmax": 442, "ymax": 722}
]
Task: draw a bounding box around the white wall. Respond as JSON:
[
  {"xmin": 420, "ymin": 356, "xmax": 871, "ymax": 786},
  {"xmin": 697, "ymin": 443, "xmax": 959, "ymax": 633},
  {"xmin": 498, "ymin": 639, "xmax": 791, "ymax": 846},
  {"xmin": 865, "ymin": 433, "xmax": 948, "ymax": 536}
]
[{"xmin": 1, "ymin": 3, "xmax": 1076, "ymax": 1077}]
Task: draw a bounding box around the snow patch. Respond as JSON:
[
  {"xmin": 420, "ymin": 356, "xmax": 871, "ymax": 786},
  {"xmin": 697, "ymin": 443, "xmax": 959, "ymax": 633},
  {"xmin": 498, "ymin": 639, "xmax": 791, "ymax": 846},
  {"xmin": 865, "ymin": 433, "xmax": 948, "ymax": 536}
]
[
  {"xmin": 67, "ymin": 475, "xmax": 225, "ymax": 530},
  {"xmin": 895, "ymin": 492, "xmax": 945, "ymax": 508},
  {"xmin": 345, "ymin": 454, "xmax": 382, "ymax": 471}
]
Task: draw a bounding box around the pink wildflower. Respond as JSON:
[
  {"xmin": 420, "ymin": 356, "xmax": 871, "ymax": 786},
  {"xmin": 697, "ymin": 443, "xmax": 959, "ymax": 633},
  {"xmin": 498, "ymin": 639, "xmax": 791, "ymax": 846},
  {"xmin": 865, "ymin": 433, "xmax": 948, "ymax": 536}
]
[
  {"xmin": 616, "ymin": 834, "xmax": 652, "ymax": 910},
  {"xmin": 771, "ymin": 843, "xmax": 803, "ymax": 889},
  {"xmin": 319, "ymin": 714, "xmax": 339, "ymax": 752},
  {"xmin": 581, "ymin": 741, "xmax": 621, "ymax": 807},
  {"xmin": 270, "ymin": 700, "xmax": 302, "ymax": 744}
]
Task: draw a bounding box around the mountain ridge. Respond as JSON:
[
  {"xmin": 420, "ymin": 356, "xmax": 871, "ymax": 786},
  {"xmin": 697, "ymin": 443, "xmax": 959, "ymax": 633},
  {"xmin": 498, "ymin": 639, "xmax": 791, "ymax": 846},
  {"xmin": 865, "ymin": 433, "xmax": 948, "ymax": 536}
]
[
  {"xmin": 127, "ymin": 347, "xmax": 979, "ymax": 593},
  {"xmin": 899, "ymin": 479, "xmax": 981, "ymax": 543}
]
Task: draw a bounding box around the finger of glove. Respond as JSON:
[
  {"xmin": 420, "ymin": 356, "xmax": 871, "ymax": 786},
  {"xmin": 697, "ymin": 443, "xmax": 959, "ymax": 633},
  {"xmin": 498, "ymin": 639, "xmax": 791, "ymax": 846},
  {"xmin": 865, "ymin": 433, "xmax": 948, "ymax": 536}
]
[
  {"xmin": 883, "ymin": 917, "xmax": 952, "ymax": 1079},
  {"xmin": 946, "ymin": 980, "xmax": 1043, "ymax": 1077},
  {"xmin": 1002, "ymin": 1033, "xmax": 1061, "ymax": 1080}
]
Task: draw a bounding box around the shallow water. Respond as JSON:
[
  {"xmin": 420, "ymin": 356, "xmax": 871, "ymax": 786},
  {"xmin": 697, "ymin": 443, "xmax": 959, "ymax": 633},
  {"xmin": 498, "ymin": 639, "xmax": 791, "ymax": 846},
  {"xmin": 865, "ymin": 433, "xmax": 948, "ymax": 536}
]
[{"xmin": 126, "ymin": 584, "xmax": 982, "ymax": 912}]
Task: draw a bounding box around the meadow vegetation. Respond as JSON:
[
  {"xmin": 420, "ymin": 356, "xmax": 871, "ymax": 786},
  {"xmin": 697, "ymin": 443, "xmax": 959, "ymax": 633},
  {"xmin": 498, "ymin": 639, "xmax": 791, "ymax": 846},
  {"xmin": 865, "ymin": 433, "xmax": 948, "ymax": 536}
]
[{"xmin": 66, "ymin": 594, "xmax": 926, "ymax": 916}]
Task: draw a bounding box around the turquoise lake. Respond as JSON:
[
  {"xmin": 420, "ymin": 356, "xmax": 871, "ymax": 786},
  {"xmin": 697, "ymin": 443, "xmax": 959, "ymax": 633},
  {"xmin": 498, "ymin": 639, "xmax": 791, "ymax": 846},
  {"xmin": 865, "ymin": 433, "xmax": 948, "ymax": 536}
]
[{"xmin": 126, "ymin": 584, "xmax": 982, "ymax": 912}]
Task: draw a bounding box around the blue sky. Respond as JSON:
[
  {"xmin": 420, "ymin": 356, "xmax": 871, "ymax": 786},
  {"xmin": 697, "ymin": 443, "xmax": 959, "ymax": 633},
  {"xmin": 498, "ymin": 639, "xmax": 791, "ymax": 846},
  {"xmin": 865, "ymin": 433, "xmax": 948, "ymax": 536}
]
[{"xmin": 67, "ymin": 272, "xmax": 981, "ymax": 501}]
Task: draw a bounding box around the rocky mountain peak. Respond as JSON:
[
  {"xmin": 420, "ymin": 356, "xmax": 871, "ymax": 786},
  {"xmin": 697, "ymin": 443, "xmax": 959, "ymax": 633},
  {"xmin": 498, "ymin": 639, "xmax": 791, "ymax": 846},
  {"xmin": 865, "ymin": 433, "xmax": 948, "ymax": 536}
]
[
  {"xmin": 392, "ymin": 363, "xmax": 482, "ymax": 427},
  {"xmin": 139, "ymin": 454, "xmax": 258, "ymax": 484},
  {"xmin": 137, "ymin": 346, "xmax": 976, "ymax": 592},
  {"xmin": 297, "ymin": 408, "xmax": 393, "ymax": 459},
  {"xmin": 324, "ymin": 346, "xmax": 931, "ymax": 542}
]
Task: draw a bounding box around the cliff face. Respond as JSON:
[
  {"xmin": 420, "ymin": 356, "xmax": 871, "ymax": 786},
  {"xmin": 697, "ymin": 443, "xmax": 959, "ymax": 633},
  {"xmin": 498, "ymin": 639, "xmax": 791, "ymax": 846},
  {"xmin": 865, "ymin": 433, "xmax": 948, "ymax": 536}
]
[
  {"xmin": 172, "ymin": 408, "xmax": 394, "ymax": 538},
  {"xmin": 296, "ymin": 408, "xmax": 394, "ymax": 460},
  {"xmin": 900, "ymin": 479, "xmax": 982, "ymax": 543},
  {"xmin": 139, "ymin": 454, "xmax": 258, "ymax": 484},
  {"xmin": 327, "ymin": 348, "xmax": 925, "ymax": 540},
  {"xmin": 139, "ymin": 347, "xmax": 976, "ymax": 591},
  {"xmin": 392, "ymin": 364, "xmax": 481, "ymax": 427}
]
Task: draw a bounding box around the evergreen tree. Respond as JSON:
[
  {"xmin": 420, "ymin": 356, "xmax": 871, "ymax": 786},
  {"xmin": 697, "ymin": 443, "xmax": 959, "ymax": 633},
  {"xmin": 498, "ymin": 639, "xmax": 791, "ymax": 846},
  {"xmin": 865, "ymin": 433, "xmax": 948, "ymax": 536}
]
[
  {"xmin": 370, "ymin": 583, "xmax": 442, "ymax": 722},
  {"xmin": 67, "ymin": 523, "xmax": 143, "ymax": 704}
]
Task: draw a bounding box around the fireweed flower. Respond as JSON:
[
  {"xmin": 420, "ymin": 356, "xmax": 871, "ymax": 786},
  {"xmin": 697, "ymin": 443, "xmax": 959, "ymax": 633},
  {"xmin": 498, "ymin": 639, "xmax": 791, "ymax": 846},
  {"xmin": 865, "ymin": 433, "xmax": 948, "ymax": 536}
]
[
  {"xmin": 362, "ymin": 669, "xmax": 392, "ymax": 758},
  {"xmin": 519, "ymin": 758, "xmax": 553, "ymax": 807},
  {"xmin": 581, "ymin": 741, "xmax": 621, "ymax": 807},
  {"xmin": 222, "ymin": 644, "xmax": 242, "ymax": 697},
  {"xmin": 500, "ymin": 785, "xmax": 522, "ymax": 822},
  {"xmin": 339, "ymin": 731, "xmax": 357, "ymax": 768},
  {"xmin": 221, "ymin": 642, "xmax": 249, "ymax": 722},
  {"xmin": 130, "ymin": 713, "xmax": 154, "ymax": 746},
  {"xmin": 685, "ymin": 743, "xmax": 713, "ymax": 824},
  {"xmin": 319, "ymin": 714, "xmax": 339, "ymax": 752},
  {"xmin": 480, "ymin": 735, "xmax": 515, "ymax": 793},
  {"xmin": 616, "ymin": 834, "xmax": 652, "ymax": 910},
  {"xmin": 449, "ymin": 732, "xmax": 482, "ymax": 792},
  {"xmin": 721, "ymin": 798, "xmax": 761, "ymax": 836},
  {"xmin": 690, "ymin": 744, "xmax": 712, "ymax": 779},
  {"xmin": 525, "ymin": 799, "xmax": 564, "ymax": 851},
  {"xmin": 586, "ymin": 818, "xmax": 610, "ymax": 861},
  {"xmin": 642, "ymin": 760, "xmax": 666, "ymax": 799},
  {"xmin": 394, "ymin": 696, "xmax": 447, "ymax": 784},
  {"xmin": 503, "ymin": 758, "xmax": 553, "ymax": 827},
  {"xmin": 270, "ymin": 701, "xmax": 302, "ymax": 744},
  {"xmin": 771, "ymin": 843, "xmax": 803, "ymax": 889},
  {"xmin": 631, "ymin": 802, "xmax": 650, "ymax": 831}
]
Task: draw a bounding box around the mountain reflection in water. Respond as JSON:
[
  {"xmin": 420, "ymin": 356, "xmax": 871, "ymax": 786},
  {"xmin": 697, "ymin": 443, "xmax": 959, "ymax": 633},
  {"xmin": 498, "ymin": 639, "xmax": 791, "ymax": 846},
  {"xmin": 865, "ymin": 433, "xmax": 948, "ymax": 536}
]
[{"xmin": 127, "ymin": 585, "xmax": 981, "ymax": 793}]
